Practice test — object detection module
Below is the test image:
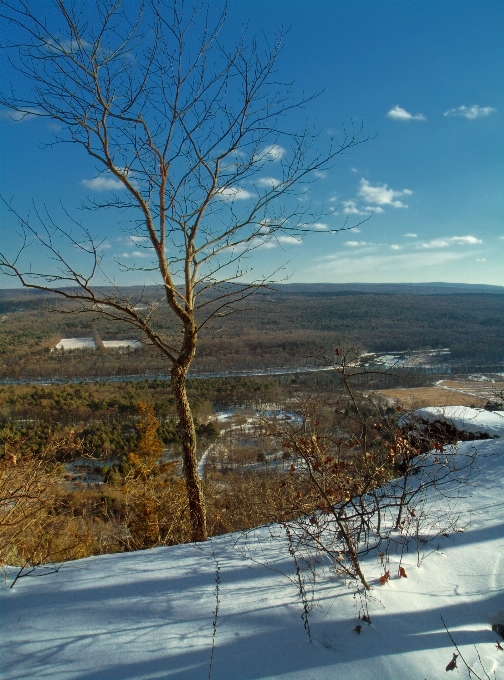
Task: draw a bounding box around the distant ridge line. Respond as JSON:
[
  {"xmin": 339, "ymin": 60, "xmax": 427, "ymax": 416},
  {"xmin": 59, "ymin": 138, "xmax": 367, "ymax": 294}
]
[{"xmin": 1, "ymin": 281, "xmax": 503, "ymax": 299}]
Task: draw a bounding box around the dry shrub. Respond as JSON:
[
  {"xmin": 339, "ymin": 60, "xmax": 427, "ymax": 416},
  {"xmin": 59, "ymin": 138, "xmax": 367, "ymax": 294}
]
[
  {"xmin": 120, "ymin": 402, "xmax": 191, "ymax": 549},
  {"xmin": 205, "ymin": 468, "xmax": 303, "ymax": 536},
  {"xmin": 0, "ymin": 433, "xmax": 98, "ymax": 569}
]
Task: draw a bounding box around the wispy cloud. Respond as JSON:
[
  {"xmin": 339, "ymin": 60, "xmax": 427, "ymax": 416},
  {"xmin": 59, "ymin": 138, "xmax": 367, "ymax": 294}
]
[
  {"xmin": 82, "ymin": 175, "xmax": 124, "ymax": 191},
  {"xmin": 345, "ymin": 240, "xmax": 368, "ymax": 247},
  {"xmin": 444, "ymin": 105, "xmax": 496, "ymax": 119},
  {"xmin": 390, "ymin": 244, "xmax": 401, "ymax": 250},
  {"xmin": 419, "ymin": 235, "xmax": 482, "ymax": 249},
  {"xmin": 387, "ymin": 105, "xmax": 426, "ymax": 122},
  {"xmin": 121, "ymin": 251, "xmax": 149, "ymax": 259},
  {"xmin": 359, "ymin": 179, "xmax": 412, "ymax": 208},
  {"xmin": 309, "ymin": 249, "xmax": 473, "ymax": 282},
  {"xmin": 216, "ymin": 186, "xmax": 255, "ymax": 201},
  {"xmin": 0, "ymin": 107, "xmax": 39, "ymax": 122},
  {"xmin": 405, "ymin": 233, "xmax": 418, "ymax": 238}
]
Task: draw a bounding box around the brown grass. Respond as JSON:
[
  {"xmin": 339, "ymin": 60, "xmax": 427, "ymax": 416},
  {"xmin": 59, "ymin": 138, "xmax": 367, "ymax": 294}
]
[{"xmin": 374, "ymin": 386, "xmax": 486, "ymax": 409}]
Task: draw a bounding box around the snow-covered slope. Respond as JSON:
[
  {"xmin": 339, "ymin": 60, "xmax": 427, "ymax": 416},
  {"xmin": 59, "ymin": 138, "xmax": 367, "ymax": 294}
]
[
  {"xmin": 400, "ymin": 405, "xmax": 504, "ymax": 438},
  {"xmin": 2, "ymin": 421, "xmax": 504, "ymax": 680}
]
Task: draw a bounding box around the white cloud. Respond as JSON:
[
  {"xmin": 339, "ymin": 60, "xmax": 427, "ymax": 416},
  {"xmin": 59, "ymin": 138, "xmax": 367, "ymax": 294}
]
[
  {"xmin": 276, "ymin": 235, "xmax": 302, "ymax": 245},
  {"xmin": 343, "ymin": 200, "xmax": 369, "ymax": 215},
  {"xmin": 129, "ymin": 235, "xmax": 149, "ymax": 244},
  {"xmin": 387, "ymin": 106, "xmax": 426, "ymax": 122},
  {"xmin": 0, "ymin": 107, "xmax": 39, "ymax": 122},
  {"xmin": 405, "ymin": 233, "xmax": 417, "ymax": 238},
  {"xmin": 314, "ymin": 171, "xmax": 327, "ymax": 179},
  {"xmin": 390, "ymin": 244, "xmax": 401, "ymax": 250},
  {"xmin": 216, "ymin": 186, "xmax": 255, "ymax": 201},
  {"xmin": 420, "ymin": 235, "xmax": 482, "ymax": 249},
  {"xmin": 256, "ymin": 144, "xmax": 286, "ymax": 162},
  {"xmin": 359, "ymin": 178, "xmax": 412, "ymax": 208},
  {"xmin": 477, "ymin": 258, "xmax": 486, "ymax": 262},
  {"xmin": 350, "ymin": 167, "xmax": 359, "ymax": 173},
  {"xmin": 257, "ymin": 176, "xmax": 281, "ymax": 188},
  {"xmin": 349, "ymin": 227, "xmax": 361, "ymax": 233},
  {"xmin": 444, "ymin": 105, "xmax": 496, "ymax": 119},
  {"xmin": 345, "ymin": 240, "xmax": 368, "ymax": 247},
  {"xmin": 82, "ymin": 175, "xmax": 124, "ymax": 191},
  {"xmin": 365, "ymin": 206, "xmax": 384, "ymax": 213}
]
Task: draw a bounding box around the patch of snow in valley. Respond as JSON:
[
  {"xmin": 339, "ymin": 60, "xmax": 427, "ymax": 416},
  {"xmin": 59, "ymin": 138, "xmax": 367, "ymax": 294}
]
[
  {"xmin": 102, "ymin": 340, "xmax": 142, "ymax": 349},
  {"xmin": 54, "ymin": 337, "xmax": 96, "ymax": 350},
  {"xmin": 53, "ymin": 338, "xmax": 142, "ymax": 350}
]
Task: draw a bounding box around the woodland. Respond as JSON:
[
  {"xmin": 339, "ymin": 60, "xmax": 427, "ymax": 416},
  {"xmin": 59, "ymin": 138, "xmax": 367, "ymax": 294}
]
[{"xmin": 1, "ymin": 284, "xmax": 503, "ymax": 381}]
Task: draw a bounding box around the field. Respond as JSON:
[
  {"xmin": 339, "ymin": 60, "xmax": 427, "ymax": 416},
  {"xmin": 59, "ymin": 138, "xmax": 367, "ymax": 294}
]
[{"xmin": 375, "ymin": 376, "xmax": 504, "ymax": 408}]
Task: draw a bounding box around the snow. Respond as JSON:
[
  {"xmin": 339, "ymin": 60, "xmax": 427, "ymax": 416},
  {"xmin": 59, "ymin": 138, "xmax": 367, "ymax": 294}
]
[
  {"xmin": 2, "ymin": 410, "xmax": 504, "ymax": 680},
  {"xmin": 53, "ymin": 338, "xmax": 142, "ymax": 350},
  {"xmin": 54, "ymin": 337, "xmax": 96, "ymax": 350},
  {"xmin": 400, "ymin": 405, "xmax": 504, "ymax": 438},
  {"xmin": 102, "ymin": 340, "xmax": 142, "ymax": 349}
]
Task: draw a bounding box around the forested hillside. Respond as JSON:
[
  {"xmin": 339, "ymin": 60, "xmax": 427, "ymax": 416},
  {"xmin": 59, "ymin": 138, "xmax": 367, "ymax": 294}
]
[{"xmin": 0, "ymin": 284, "xmax": 503, "ymax": 380}]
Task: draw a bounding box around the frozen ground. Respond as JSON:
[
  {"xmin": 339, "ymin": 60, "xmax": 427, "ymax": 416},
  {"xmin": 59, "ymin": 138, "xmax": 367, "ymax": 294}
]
[{"xmin": 1, "ymin": 411, "xmax": 504, "ymax": 680}]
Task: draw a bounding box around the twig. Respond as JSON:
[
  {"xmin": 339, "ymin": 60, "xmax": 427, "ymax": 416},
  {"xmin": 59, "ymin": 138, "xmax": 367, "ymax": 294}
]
[{"xmin": 208, "ymin": 551, "xmax": 221, "ymax": 680}]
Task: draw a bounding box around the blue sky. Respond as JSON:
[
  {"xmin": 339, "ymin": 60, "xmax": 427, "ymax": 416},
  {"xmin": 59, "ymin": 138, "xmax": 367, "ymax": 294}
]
[{"xmin": 1, "ymin": 0, "xmax": 503, "ymax": 288}]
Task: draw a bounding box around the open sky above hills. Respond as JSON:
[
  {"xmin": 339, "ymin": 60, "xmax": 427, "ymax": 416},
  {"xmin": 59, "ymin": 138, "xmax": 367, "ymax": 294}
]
[{"xmin": 1, "ymin": 0, "xmax": 502, "ymax": 287}]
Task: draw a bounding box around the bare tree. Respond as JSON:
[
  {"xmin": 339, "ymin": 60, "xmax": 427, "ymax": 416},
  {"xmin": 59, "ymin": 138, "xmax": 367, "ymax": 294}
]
[{"xmin": 0, "ymin": 0, "xmax": 367, "ymax": 541}]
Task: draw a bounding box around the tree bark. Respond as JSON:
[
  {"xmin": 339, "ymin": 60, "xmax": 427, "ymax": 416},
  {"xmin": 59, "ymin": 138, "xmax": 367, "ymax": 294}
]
[{"xmin": 171, "ymin": 364, "xmax": 207, "ymax": 542}]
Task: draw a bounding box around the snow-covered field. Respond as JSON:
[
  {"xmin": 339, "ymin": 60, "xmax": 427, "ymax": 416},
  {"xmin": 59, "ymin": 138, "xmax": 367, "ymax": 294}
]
[
  {"xmin": 54, "ymin": 338, "xmax": 142, "ymax": 350},
  {"xmin": 102, "ymin": 340, "xmax": 142, "ymax": 349},
  {"xmin": 54, "ymin": 337, "xmax": 97, "ymax": 350},
  {"xmin": 2, "ymin": 412, "xmax": 504, "ymax": 680}
]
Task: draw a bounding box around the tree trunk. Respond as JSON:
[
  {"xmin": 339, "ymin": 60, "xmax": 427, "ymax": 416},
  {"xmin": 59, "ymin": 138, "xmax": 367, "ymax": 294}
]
[{"xmin": 171, "ymin": 364, "xmax": 207, "ymax": 542}]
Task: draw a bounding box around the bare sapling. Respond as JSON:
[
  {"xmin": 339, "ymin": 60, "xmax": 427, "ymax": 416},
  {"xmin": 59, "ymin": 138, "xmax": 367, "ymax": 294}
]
[{"xmin": 0, "ymin": 0, "xmax": 369, "ymax": 541}]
